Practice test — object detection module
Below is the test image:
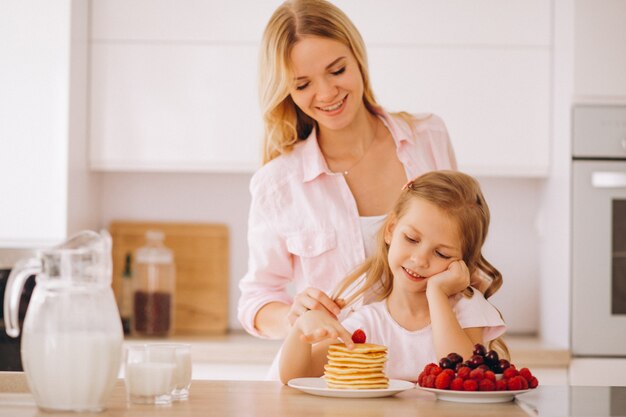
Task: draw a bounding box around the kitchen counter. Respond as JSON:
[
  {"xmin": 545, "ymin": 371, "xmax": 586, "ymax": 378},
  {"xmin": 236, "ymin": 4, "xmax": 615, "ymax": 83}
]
[
  {"xmin": 127, "ymin": 331, "xmax": 571, "ymax": 367},
  {"xmin": 1, "ymin": 372, "xmax": 623, "ymax": 417}
]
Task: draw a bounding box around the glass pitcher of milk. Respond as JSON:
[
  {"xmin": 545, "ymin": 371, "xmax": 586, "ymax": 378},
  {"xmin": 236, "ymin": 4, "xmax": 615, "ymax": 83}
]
[{"xmin": 3, "ymin": 230, "xmax": 123, "ymax": 412}]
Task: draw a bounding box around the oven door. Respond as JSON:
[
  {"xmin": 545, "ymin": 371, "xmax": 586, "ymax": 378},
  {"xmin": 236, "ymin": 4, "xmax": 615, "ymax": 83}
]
[{"xmin": 572, "ymin": 160, "xmax": 626, "ymax": 356}]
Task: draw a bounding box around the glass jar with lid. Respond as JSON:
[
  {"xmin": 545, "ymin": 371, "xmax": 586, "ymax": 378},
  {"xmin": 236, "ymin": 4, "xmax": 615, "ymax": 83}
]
[{"xmin": 132, "ymin": 230, "xmax": 175, "ymax": 337}]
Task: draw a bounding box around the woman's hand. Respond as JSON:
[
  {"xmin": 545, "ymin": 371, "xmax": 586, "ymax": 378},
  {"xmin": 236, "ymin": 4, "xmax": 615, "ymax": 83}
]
[
  {"xmin": 427, "ymin": 260, "xmax": 470, "ymax": 297},
  {"xmin": 287, "ymin": 287, "xmax": 344, "ymax": 326},
  {"xmin": 294, "ymin": 310, "xmax": 354, "ymax": 348}
]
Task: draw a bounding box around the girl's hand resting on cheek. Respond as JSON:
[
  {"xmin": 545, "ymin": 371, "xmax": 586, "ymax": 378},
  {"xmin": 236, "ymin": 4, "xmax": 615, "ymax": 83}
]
[
  {"xmin": 427, "ymin": 260, "xmax": 470, "ymax": 297},
  {"xmin": 294, "ymin": 310, "xmax": 355, "ymax": 349},
  {"xmin": 287, "ymin": 287, "xmax": 344, "ymax": 326}
]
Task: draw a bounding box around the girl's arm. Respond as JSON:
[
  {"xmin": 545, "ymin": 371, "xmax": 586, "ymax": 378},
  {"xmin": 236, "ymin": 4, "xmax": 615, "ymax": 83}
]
[
  {"xmin": 426, "ymin": 260, "xmax": 483, "ymax": 361},
  {"xmin": 279, "ymin": 310, "xmax": 354, "ymax": 384}
]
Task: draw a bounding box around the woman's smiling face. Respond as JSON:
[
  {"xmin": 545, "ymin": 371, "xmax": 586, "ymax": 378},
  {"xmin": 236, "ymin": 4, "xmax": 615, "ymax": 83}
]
[
  {"xmin": 288, "ymin": 36, "xmax": 365, "ymax": 131},
  {"xmin": 385, "ymin": 197, "xmax": 464, "ymax": 292}
]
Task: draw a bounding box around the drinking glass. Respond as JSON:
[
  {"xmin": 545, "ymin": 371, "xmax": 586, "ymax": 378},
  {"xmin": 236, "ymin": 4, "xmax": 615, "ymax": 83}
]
[
  {"xmin": 172, "ymin": 344, "xmax": 192, "ymax": 400},
  {"xmin": 124, "ymin": 345, "xmax": 176, "ymax": 405},
  {"xmin": 149, "ymin": 343, "xmax": 192, "ymax": 400}
]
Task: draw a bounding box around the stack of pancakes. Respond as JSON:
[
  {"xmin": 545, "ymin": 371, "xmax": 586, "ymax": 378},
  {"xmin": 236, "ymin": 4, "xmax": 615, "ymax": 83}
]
[{"xmin": 323, "ymin": 343, "xmax": 389, "ymax": 389}]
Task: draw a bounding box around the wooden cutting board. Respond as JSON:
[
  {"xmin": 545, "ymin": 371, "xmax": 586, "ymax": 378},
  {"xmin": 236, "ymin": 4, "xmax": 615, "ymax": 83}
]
[{"xmin": 109, "ymin": 221, "xmax": 229, "ymax": 335}]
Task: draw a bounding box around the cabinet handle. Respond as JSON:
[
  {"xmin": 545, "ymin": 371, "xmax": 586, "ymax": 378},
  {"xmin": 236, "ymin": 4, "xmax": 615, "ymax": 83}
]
[{"xmin": 592, "ymin": 172, "xmax": 626, "ymax": 188}]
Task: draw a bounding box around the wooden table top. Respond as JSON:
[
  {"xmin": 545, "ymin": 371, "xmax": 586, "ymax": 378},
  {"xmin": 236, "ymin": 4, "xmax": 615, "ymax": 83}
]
[{"xmin": 1, "ymin": 373, "xmax": 624, "ymax": 417}]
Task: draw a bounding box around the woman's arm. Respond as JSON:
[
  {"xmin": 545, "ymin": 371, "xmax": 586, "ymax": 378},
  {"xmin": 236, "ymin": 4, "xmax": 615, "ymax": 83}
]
[
  {"xmin": 279, "ymin": 310, "xmax": 353, "ymax": 384},
  {"xmin": 426, "ymin": 261, "xmax": 483, "ymax": 361}
]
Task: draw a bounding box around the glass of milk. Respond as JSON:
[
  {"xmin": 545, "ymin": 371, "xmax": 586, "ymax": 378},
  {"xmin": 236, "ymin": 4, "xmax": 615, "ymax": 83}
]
[
  {"xmin": 124, "ymin": 345, "xmax": 176, "ymax": 405},
  {"xmin": 145, "ymin": 343, "xmax": 192, "ymax": 400},
  {"xmin": 171, "ymin": 344, "xmax": 192, "ymax": 401}
]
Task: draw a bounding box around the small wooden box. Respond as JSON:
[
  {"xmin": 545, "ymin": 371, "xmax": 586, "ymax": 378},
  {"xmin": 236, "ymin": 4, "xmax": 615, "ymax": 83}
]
[{"xmin": 109, "ymin": 221, "xmax": 229, "ymax": 335}]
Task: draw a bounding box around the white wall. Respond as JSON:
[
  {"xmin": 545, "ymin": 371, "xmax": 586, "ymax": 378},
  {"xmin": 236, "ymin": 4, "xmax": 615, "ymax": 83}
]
[{"xmin": 98, "ymin": 173, "xmax": 542, "ymax": 334}]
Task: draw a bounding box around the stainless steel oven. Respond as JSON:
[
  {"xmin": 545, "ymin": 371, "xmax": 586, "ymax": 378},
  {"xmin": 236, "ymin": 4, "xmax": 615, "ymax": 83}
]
[{"xmin": 572, "ymin": 105, "xmax": 626, "ymax": 357}]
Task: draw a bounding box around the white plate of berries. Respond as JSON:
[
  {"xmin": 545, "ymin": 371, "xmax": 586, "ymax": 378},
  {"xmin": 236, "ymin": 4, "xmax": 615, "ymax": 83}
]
[{"xmin": 416, "ymin": 344, "xmax": 539, "ymax": 403}]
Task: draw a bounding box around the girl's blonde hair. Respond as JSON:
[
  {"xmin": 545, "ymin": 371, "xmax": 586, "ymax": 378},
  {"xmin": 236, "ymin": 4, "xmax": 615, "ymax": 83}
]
[
  {"xmin": 258, "ymin": 0, "xmax": 382, "ymax": 164},
  {"xmin": 333, "ymin": 170, "xmax": 509, "ymax": 358}
]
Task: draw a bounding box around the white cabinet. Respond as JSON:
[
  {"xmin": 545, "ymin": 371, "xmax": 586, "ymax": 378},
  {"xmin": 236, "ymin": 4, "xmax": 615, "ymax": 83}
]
[
  {"xmin": 0, "ymin": 1, "xmax": 96, "ymax": 247},
  {"xmin": 90, "ymin": 0, "xmax": 552, "ymax": 177},
  {"xmin": 574, "ymin": 0, "xmax": 626, "ymax": 100}
]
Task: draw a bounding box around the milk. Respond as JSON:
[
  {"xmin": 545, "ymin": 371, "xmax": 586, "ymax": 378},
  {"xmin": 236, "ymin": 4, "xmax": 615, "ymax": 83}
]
[
  {"xmin": 21, "ymin": 331, "xmax": 122, "ymax": 412},
  {"xmin": 173, "ymin": 349, "xmax": 192, "ymax": 399},
  {"xmin": 125, "ymin": 362, "xmax": 176, "ymax": 397}
]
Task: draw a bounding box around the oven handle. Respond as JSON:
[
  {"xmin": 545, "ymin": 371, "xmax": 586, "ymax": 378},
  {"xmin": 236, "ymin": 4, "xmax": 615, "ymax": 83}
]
[{"xmin": 592, "ymin": 171, "xmax": 626, "ymax": 188}]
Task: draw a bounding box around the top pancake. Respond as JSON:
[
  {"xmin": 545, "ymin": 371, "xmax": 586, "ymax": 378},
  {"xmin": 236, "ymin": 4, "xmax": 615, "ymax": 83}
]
[{"xmin": 328, "ymin": 343, "xmax": 387, "ymax": 355}]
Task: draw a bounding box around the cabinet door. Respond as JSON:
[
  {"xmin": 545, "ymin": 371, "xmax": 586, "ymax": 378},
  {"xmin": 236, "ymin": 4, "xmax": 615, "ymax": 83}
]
[
  {"xmin": 89, "ymin": 0, "xmax": 551, "ymax": 176},
  {"xmin": 0, "ymin": 2, "xmax": 70, "ymax": 246},
  {"xmin": 575, "ymin": 0, "xmax": 626, "ymax": 99},
  {"xmin": 90, "ymin": 43, "xmax": 262, "ymax": 172}
]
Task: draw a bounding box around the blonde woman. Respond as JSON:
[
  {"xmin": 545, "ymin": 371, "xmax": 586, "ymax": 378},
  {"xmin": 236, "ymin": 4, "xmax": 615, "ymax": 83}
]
[
  {"xmin": 279, "ymin": 171, "xmax": 507, "ymax": 383},
  {"xmin": 238, "ymin": 0, "xmax": 457, "ymax": 349}
]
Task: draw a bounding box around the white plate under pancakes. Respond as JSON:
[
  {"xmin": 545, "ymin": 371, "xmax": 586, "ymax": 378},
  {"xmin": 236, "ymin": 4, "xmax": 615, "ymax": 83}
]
[{"xmin": 287, "ymin": 377, "xmax": 414, "ymax": 398}]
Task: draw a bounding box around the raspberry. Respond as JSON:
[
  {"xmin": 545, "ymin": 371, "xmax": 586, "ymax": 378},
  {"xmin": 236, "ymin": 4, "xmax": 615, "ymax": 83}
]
[
  {"xmin": 430, "ymin": 365, "xmax": 443, "ymax": 376},
  {"xmin": 469, "ymin": 368, "xmax": 485, "ymax": 381},
  {"xmin": 507, "ymin": 375, "xmax": 528, "ymax": 391},
  {"xmin": 519, "ymin": 367, "xmax": 533, "ymax": 382},
  {"xmin": 450, "ymin": 377, "xmax": 464, "ymax": 391},
  {"xmin": 479, "ymin": 379, "xmax": 496, "ymax": 391},
  {"xmin": 423, "ymin": 363, "xmax": 437, "ymax": 373},
  {"xmin": 484, "ymin": 370, "xmax": 496, "ymax": 382},
  {"xmin": 417, "ymin": 371, "xmax": 427, "ymax": 386},
  {"xmin": 495, "ymin": 379, "xmax": 508, "ymax": 391},
  {"xmin": 351, "ymin": 329, "xmax": 366, "ymax": 344},
  {"xmin": 435, "ymin": 370, "xmax": 454, "ymax": 389},
  {"xmin": 457, "ymin": 366, "xmax": 471, "ymax": 380},
  {"xmin": 503, "ymin": 367, "xmax": 519, "ymax": 379},
  {"xmin": 519, "ymin": 376, "xmax": 529, "ymax": 390},
  {"xmin": 529, "ymin": 376, "xmax": 539, "ymax": 389},
  {"xmin": 463, "ymin": 379, "xmax": 478, "ymax": 391}
]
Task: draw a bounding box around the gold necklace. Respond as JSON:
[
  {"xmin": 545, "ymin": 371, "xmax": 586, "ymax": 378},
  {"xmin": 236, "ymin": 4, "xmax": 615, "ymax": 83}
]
[{"xmin": 342, "ymin": 119, "xmax": 380, "ymax": 176}]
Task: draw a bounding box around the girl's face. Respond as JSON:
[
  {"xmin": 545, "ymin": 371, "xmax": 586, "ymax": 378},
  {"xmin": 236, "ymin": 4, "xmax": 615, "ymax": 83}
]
[
  {"xmin": 385, "ymin": 197, "xmax": 463, "ymax": 292},
  {"xmin": 288, "ymin": 36, "xmax": 365, "ymax": 132}
]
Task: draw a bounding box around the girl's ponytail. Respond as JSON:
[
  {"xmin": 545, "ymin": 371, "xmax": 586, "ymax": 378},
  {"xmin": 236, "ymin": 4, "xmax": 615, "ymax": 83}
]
[{"xmin": 474, "ymin": 256, "xmax": 509, "ymax": 360}]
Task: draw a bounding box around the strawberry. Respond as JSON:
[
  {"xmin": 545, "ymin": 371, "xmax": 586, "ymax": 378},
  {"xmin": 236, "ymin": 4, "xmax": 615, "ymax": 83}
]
[
  {"xmin": 495, "ymin": 379, "xmax": 508, "ymax": 391},
  {"xmin": 479, "ymin": 379, "xmax": 496, "ymax": 391},
  {"xmin": 463, "ymin": 379, "xmax": 478, "ymax": 391},
  {"xmin": 450, "ymin": 377, "xmax": 465, "ymax": 391},
  {"xmin": 529, "ymin": 376, "xmax": 539, "ymax": 389},
  {"xmin": 351, "ymin": 329, "xmax": 366, "ymax": 344},
  {"xmin": 424, "ymin": 374, "xmax": 436, "ymax": 388},
  {"xmin": 519, "ymin": 367, "xmax": 533, "ymax": 383},
  {"xmin": 435, "ymin": 369, "xmax": 454, "ymax": 389}
]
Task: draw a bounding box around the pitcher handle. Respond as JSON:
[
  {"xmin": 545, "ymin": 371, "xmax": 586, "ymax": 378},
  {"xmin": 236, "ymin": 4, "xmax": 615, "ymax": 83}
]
[{"xmin": 3, "ymin": 257, "xmax": 41, "ymax": 338}]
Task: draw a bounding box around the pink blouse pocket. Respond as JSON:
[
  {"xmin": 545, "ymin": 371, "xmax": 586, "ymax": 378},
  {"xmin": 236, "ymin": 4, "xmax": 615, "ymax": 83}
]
[{"xmin": 286, "ymin": 230, "xmax": 337, "ymax": 287}]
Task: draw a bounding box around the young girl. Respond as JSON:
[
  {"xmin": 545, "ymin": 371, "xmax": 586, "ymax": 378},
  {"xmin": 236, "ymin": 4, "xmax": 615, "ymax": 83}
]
[{"xmin": 279, "ymin": 170, "xmax": 507, "ymax": 383}]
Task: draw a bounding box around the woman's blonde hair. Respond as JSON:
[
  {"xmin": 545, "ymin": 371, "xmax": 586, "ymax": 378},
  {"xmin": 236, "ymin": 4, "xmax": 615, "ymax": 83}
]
[
  {"xmin": 333, "ymin": 170, "xmax": 509, "ymax": 358},
  {"xmin": 258, "ymin": 0, "xmax": 382, "ymax": 164}
]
